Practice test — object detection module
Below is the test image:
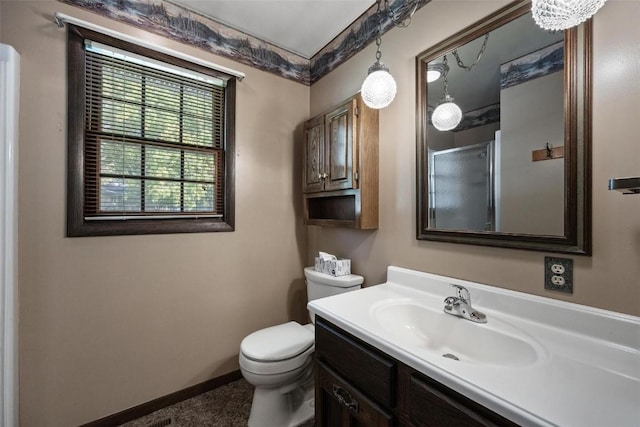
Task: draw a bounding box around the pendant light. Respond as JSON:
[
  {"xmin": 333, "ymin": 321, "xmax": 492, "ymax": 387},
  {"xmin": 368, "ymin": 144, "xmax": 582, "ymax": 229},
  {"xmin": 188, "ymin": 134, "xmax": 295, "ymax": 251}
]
[
  {"xmin": 361, "ymin": 0, "xmax": 396, "ymax": 109},
  {"xmin": 532, "ymin": 0, "xmax": 608, "ymax": 31},
  {"xmin": 361, "ymin": 57, "xmax": 397, "ymax": 110},
  {"xmin": 431, "ymin": 55, "xmax": 462, "ymax": 131},
  {"xmin": 361, "ymin": 0, "xmax": 421, "ymax": 109}
]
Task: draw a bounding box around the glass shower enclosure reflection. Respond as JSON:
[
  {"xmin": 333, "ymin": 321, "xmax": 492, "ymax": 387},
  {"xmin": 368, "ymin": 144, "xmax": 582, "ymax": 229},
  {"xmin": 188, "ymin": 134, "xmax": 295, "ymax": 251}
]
[{"xmin": 429, "ymin": 140, "xmax": 496, "ymax": 232}]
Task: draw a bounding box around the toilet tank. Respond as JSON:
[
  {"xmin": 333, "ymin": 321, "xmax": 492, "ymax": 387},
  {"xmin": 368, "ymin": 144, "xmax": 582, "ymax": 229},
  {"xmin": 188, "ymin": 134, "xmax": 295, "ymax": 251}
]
[{"xmin": 304, "ymin": 267, "xmax": 363, "ymax": 322}]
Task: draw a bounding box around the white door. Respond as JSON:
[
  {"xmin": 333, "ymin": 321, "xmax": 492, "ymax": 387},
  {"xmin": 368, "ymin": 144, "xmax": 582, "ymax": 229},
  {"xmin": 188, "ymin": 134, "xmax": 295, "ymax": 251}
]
[{"xmin": 0, "ymin": 43, "xmax": 20, "ymax": 427}]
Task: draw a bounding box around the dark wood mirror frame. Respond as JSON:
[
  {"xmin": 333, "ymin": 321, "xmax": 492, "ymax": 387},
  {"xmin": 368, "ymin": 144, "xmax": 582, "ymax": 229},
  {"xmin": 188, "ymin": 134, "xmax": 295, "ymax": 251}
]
[{"xmin": 415, "ymin": 0, "xmax": 592, "ymax": 255}]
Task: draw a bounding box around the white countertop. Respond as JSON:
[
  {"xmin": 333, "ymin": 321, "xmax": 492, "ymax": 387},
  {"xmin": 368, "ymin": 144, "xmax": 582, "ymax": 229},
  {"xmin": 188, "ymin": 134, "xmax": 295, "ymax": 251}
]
[{"xmin": 308, "ymin": 266, "xmax": 640, "ymax": 427}]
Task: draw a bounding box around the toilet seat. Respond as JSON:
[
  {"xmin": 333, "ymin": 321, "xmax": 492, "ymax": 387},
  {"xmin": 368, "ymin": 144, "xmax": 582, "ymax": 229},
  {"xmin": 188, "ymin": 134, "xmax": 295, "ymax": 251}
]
[{"xmin": 240, "ymin": 321, "xmax": 315, "ymax": 375}]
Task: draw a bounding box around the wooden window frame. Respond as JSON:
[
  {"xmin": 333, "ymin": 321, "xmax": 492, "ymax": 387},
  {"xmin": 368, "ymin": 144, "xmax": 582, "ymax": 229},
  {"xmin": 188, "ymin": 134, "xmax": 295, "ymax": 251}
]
[{"xmin": 66, "ymin": 25, "xmax": 235, "ymax": 237}]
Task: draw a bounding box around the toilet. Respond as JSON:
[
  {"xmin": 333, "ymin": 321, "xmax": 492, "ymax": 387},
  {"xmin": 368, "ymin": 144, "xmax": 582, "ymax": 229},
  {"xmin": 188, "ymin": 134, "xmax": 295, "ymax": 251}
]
[{"xmin": 239, "ymin": 267, "xmax": 364, "ymax": 427}]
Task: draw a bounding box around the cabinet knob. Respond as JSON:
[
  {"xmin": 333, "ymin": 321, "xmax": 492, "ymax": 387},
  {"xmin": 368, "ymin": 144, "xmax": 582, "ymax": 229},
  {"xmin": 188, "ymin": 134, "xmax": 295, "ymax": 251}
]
[
  {"xmin": 322, "ymin": 173, "xmax": 328, "ymax": 179},
  {"xmin": 332, "ymin": 384, "xmax": 359, "ymax": 412},
  {"xmin": 318, "ymin": 174, "xmax": 323, "ymax": 180}
]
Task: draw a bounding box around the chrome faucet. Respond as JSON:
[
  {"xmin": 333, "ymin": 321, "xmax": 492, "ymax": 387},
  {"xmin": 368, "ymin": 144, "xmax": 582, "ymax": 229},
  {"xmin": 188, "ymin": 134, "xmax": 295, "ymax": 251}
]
[{"xmin": 443, "ymin": 285, "xmax": 487, "ymax": 323}]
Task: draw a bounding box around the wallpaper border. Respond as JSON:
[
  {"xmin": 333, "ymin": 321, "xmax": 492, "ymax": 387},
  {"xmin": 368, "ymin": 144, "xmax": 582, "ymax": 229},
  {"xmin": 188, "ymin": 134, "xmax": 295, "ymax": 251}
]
[{"xmin": 58, "ymin": 0, "xmax": 429, "ymax": 85}]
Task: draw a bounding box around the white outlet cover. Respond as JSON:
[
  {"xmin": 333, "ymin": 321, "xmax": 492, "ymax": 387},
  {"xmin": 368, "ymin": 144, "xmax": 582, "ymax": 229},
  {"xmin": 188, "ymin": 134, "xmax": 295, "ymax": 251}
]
[
  {"xmin": 551, "ymin": 275, "xmax": 566, "ymax": 286},
  {"xmin": 551, "ymin": 264, "xmax": 565, "ymax": 274}
]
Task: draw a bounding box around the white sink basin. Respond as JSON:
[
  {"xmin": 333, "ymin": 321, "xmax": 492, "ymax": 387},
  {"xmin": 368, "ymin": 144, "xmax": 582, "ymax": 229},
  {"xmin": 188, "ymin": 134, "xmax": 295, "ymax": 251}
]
[
  {"xmin": 373, "ymin": 300, "xmax": 543, "ymax": 367},
  {"xmin": 309, "ymin": 266, "xmax": 640, "ymax": 427}
]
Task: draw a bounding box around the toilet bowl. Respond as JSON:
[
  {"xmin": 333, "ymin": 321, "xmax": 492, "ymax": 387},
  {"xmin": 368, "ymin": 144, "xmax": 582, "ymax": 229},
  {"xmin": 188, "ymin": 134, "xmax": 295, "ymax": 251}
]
[{"xmin": 239, "ymin": 267, "xmax": 363, "ymax": 427}]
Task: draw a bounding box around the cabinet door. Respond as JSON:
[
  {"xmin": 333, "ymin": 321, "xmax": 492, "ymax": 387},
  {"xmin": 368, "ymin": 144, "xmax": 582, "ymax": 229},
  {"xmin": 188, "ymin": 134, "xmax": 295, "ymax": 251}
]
[
  {"xmin": 316, "ymin": 318, "xmax": 396, "ymax": 408},
  {"xmin": 324, "ymin": 99, "xmax": 356, "ymax": 191},
  {"xmin": 316, "ymin": 360, "xmax": 394, "ymax": 427},
  {"xmin": 304, "ymin": 115, "xmax": 325, "ymax": 193},
  {"xmin": 406, "ymin": 374, "xmax": 519, "ymax": 427}
]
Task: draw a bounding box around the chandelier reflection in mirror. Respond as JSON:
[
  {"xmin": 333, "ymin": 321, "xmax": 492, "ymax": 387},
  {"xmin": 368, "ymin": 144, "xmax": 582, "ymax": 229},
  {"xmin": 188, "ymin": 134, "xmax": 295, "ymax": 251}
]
[
  {"xmin": 431, "ymin": 55, "xmax": 462, "ymax": 131},
  {"xmin": 361, "ymin": 0, "xmax": 420, "ymax": 109},
  {"xmin": 430, "ymin": 34, "xmax": 489, "ymax": 131},
  {"xmin": 532, "ymin": 0, "xmax": 607, "ymax": 31},
  {"xmin": 426, "ymin": 62, "xmax": 448, "ymax": 83}
]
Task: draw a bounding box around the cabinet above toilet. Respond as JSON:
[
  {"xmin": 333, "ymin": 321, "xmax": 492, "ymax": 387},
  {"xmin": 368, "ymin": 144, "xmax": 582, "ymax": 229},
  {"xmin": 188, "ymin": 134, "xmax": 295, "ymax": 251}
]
[{"xmin": 302, "ymin": 93, "xmax": 379, "ymax": 229}]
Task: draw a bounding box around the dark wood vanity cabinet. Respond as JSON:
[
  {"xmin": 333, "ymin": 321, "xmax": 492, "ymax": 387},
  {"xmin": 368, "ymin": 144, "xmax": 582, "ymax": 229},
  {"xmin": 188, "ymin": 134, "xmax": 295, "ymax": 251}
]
[
  {"xmin": 315, "ymin": 317, "xmax": 394, "ymax": 426},
  {"xmin": 315, "ymin": 318, "xmax": 520, "ymax": 427},
  {"xmin": 400, "ymin": 369, "xmax": 519, "ymax": 427},
  {"xmin": 317, "ymin": 361, "xmax": 393, "ymax": 426},
  {"xmin": 303, "ymin": 94, "xmax": 379, "ymax": 229}
]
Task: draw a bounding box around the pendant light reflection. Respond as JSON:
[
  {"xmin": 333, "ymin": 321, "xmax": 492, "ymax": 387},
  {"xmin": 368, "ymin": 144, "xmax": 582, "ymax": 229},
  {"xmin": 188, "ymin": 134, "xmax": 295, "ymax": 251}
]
[
  {"xmin": 532, "ymin": 0, "xmax": 608, "ymax": 31},
  {"xmin": 426, "ymin": 63, "xmax": 448, "ymax": 83},
  {"xmin": 432, "ymin": 96, "xmax": 462, "ymax": 131},
  {"xmin": 431, "ymin": 55, "xmax": 462, "ymax": 131}
]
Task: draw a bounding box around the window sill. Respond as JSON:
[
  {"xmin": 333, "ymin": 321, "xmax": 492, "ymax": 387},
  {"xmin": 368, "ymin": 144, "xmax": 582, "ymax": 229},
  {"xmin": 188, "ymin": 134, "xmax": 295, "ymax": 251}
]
[{"xmin": 67, "ymin": 217, "xmax": 234, "ymax": 237}]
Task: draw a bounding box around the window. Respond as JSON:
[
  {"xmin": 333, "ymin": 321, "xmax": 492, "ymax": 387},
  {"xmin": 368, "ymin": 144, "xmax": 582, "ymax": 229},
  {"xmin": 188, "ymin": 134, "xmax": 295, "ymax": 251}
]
[{"xmin": 67, "ymin": 25, "xmax": 235, "ymax": 236}]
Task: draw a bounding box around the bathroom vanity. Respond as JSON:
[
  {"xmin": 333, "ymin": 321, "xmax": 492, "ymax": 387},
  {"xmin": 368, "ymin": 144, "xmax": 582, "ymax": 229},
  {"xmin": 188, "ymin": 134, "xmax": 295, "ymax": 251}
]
[
  {"xmin": 308, "ymin": 266, "xmax": 640, "ymax": 427},
  {"xmin": 315, "ymin": 317, "xmax": 517, "ymax": 426}
]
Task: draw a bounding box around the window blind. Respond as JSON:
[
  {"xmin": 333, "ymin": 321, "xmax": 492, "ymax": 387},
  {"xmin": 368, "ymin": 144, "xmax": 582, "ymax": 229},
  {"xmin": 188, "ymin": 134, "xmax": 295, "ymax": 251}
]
[{"xmin": 83, "ymin": 40, "xmax": 226, "ymax": 219}]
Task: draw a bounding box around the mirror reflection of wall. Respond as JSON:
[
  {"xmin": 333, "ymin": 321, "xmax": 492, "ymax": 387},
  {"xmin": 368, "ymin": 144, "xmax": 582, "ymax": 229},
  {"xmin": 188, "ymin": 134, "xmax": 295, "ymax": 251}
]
[{"xmin": 426, "ymin": 12, "xmax": 565, "ymax": 236}]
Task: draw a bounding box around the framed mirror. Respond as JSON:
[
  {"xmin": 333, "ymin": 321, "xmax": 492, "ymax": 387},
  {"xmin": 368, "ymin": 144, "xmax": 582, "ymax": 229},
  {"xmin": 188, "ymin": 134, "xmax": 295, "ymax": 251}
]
[{"xmin": 416, "ymin": 0, "xmax": 591, "ymax": 255}]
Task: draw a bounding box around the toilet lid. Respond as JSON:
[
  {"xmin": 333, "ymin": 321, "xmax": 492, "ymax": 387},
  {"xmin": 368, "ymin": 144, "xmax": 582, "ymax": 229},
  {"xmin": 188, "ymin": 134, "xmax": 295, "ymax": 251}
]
[{"xmin": 241, "ymin": 321, "xmax": 314, "ymax": 362}]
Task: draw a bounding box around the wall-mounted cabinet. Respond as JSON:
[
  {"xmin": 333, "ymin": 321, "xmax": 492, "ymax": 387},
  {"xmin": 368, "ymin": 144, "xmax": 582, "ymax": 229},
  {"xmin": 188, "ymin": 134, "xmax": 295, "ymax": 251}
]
[{"xmin": 303, "ymin": 94, "xmax": 379, "ymax": 229}]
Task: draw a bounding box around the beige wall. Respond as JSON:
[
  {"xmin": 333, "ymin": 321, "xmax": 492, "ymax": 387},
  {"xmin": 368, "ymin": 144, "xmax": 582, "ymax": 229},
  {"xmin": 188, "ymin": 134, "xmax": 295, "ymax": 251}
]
[
  {"xmin": 1, "ymin": 1, "xmax": 309, "ymax": 425},
  {"xmin": 309, "ymin": 0, "xmax": 640, "ymax": 315}
]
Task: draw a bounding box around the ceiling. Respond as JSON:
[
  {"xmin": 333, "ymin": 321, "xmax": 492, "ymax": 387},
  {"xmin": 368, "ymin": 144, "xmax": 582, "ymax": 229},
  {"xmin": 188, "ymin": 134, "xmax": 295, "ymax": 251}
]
[{"xmin": 170, "ymin": 0, "xmax": 376, "ymax": 58}]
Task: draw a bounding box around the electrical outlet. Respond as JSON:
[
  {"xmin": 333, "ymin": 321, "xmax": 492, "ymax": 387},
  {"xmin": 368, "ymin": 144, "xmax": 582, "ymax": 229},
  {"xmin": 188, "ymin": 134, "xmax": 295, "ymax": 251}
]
[{"xmin": 545, "ymin": 257, "xmax": 573, "ymax": 293}]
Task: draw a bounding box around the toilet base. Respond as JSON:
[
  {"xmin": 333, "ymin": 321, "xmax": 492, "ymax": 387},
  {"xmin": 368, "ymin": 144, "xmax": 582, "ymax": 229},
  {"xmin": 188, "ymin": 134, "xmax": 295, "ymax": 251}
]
[{"xmin": 247, "ymin": 370, "xmax": 314, "ymax": 427}]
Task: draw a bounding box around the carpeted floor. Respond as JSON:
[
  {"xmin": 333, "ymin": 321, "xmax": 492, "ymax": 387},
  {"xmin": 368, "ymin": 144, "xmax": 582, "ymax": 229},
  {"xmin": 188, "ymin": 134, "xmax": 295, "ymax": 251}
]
[{"xmin": 120, "ymin": 379, "xmax": 314, "ymax": 427}]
